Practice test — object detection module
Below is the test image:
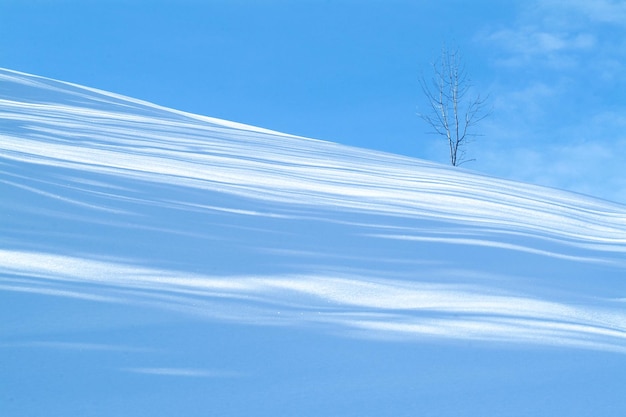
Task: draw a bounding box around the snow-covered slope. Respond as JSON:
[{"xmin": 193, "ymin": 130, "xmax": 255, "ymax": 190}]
[{"xmin": 1, "ymin": 68, "xmax": 625, "ymax": 416}]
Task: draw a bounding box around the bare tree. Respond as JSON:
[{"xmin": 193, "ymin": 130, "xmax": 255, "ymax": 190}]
[{"xmin": 418, "ymin": 45, "xmax": 490, "ymax": 166}]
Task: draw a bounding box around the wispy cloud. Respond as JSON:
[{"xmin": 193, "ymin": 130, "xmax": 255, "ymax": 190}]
[
  {"xmin": 476, "ymin": 133, "xmax": 626, "ymax": 204},
  {"xmin": 539, "ymin": 0, "xmax": 626, "ymax": 24},
  {"xmin": 474, "ymin": 0, "xmax": 626, "ymax": 202},
  {"xmin": 483, "ymin": 27, "xmax": 595, "ymax": 68}
]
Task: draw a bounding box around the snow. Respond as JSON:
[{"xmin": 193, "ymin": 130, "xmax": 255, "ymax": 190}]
[{"xmin": 1, "ymin": 67, "xmax": 625, "ymax": 416}]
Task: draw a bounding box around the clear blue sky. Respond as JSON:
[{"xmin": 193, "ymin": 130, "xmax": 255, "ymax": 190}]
[{"xmin": 1, "ymin": 0, "xmax": 625, "ymax": 203}]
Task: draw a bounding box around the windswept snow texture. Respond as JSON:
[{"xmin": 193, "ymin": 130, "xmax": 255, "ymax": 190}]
[{"xmin": 1, "ymin": 68, "xmax": 626, "ymax": 416}]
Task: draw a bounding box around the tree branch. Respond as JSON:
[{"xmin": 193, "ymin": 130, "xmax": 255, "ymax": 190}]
[{"xmin": 417, "ymin": 44, "xmax": 490, "ymax": 166}]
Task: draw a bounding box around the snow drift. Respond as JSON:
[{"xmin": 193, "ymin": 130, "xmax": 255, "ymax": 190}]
[{"xmin": 1, "ymin": 68, "xmax": 625, "ymax": 416}]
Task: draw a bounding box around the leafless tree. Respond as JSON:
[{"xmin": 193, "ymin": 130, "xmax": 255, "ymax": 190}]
[{"xmin": 418, "ymin": 45, "xmax": 490, "ymax": 166}]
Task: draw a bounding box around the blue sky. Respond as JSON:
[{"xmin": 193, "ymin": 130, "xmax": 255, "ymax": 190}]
[{"xmin": 1, "ymin": 0, "xmax": 625, "ymax": 203}]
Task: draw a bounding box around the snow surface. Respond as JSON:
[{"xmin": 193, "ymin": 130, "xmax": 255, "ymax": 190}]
[{"xmin": 1, "ymin": 67, "xmax": 625, "ymax": 416}]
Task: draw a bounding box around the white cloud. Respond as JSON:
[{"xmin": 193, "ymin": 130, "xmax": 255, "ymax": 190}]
[
  {"xmin": 476, "ymin": 134, "xmax": 626, "ymax": 204},
  {"xmin": 478, "ymin": 0, "xmax": 623, "ymax": 70},
  {"xmin": 482, "ymin": 26, "xmax": 596, "ymax": 69},
  {"xmin": 491, "ymin": 81, "xmax": 559, "ymax": 120},
  {"xmin": 473, "ymin": 0, "xmax": 626, "ymax": 202},
  {"xmin": 540, "ymin": 0, "xmax": 626, "ymax": 24},
  {"xmin": 488, "ymin": 27, "xmax": 595, "ymax": 54}
]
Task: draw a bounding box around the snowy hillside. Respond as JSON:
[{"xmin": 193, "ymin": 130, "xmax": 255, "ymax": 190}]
[{"xmin": 1, "ymin": 68, "xmax": 625, "ymax": 416}]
